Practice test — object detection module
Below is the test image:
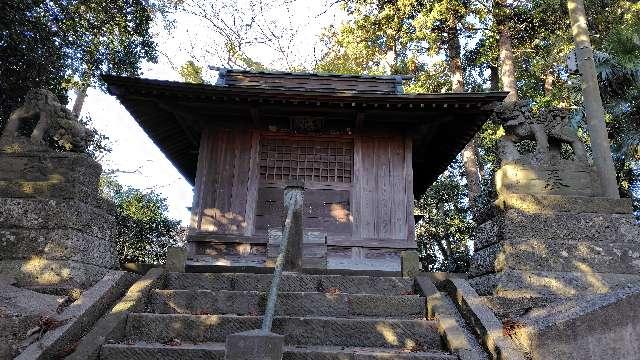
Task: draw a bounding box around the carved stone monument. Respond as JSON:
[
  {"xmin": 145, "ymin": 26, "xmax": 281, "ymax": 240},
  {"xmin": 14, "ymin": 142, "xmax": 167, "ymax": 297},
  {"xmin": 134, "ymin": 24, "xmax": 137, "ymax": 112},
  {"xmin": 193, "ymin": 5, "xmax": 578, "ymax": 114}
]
[
  {"xmin": 469, "ymin": 102, "xmax": 640, "ymax": 319},
  {"xmin": 493, "ymin": 101, "xmax": 599, "ymax": 197},
  {"xmin": 0, "ymin": 89, "xmax": 117, "ymax": 290}
]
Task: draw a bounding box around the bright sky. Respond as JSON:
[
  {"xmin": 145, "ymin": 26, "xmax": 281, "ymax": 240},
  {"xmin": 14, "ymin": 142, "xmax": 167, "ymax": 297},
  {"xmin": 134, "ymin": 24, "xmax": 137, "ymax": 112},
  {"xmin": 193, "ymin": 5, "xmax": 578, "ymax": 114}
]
[{"xmin": 75, "ymin": 1, "xmax": 345, "ymax": 224}]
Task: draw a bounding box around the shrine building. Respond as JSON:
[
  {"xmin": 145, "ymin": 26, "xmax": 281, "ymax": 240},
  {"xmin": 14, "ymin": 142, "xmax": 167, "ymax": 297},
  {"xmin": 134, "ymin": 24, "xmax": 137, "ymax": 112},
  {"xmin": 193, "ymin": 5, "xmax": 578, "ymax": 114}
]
[{"xmin": 103, "ymin": 69, "xmax": 505, "ymax": 271}]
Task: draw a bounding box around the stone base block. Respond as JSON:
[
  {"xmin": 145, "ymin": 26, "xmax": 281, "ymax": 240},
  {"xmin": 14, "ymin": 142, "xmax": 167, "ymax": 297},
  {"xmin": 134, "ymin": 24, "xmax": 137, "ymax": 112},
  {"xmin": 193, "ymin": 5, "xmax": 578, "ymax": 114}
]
[
  {"xmin": 470, "ymin": 239, "xmax": 640, "ymax": 276},
  {"xmin": 0, "ymin": 259, "xmax": 110, "ymax": 288},
  {"xmin": 327, "ymin": 247, "xmax": 401, "ymax": 272},
  {"xmin": 472, "ymin": 209, "xmax": 640, "ymax": 251},
  {"xmin": 494, "ymin": 193, "xmax": 633, "ymax": 215},
  {"xmin": 469, "ymin": 269, "xmax": 640, "ymax": 298},
  {"xmin": 0, "ymin": 198, "xmax": 114, "ymax": 238},
  {"xmin": 0, "ymin": 151, "xmax": 101, "ymax": 191},
  {"xmin": 481, "ymin": 294, "xmax": 557, "ymax": 320},
  {"xmin": 165, "ymin": 247, "xmax": 186, "ymax": 272},
  {"xmin": 401, "ymin": 250, "xmax": 420, "ymax": 277},
  {"xmin": 0, "ymin": 282, "xmax": 66, "ymax": 358},
  {"xmin": 1, "ymin": 228, "xmax": 117, "ymax": 268},
  {"xmin": 513, "ymin": 284, "xmax": 640, "ymax": 360},
  {"xmin": 189, "ymin": 242, "xmax": 267, "ymax": 267},
  {"xmin": 225, "ymin": 330, "xmax": 284, "ymax": 360},
  {"xmin": 496, "ymin": 161, "xmax": 600, "ymax": 197}
]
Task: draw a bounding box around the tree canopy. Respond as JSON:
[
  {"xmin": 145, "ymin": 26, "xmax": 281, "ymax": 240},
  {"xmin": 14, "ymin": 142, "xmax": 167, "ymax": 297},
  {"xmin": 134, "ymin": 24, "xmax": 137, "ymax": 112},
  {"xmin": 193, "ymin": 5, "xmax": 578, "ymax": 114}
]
[
  {"xmin": 315, "ymin": 0, "xmax": 640, "ymax": 270},
  {"xmin": 0, "ymin": 0, "xmax": 160, "ymax": 125},
  {"xmin": 100, "ymin": 176, "xmax": 183, "ymax": 264}
]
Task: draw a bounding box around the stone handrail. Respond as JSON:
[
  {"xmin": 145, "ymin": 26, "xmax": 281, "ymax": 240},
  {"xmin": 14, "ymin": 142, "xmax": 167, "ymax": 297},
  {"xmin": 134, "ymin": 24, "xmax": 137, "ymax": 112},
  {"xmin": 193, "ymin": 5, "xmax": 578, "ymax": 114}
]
[{"xmin": 261, "ymin": 181, "xmax": 304, "ymax": 332}]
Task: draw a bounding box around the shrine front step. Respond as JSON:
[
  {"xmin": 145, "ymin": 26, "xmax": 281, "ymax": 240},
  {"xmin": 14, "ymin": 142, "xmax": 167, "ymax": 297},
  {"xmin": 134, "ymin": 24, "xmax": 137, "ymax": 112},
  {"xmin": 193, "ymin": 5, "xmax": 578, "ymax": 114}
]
[
  {"xmin": 151, "ymin": 289, "xmax": 424, "ymax": 319},
  {"xmin": 123, "ymin": 313, "xmax": 442, "ymax": 349},
  {"xmin": 165, "ymin": 272, "xmax": 415, "ymax": 295},
  {"xmin": 101, "ymin": 342, "xmax": 457, "ymax": 360}
]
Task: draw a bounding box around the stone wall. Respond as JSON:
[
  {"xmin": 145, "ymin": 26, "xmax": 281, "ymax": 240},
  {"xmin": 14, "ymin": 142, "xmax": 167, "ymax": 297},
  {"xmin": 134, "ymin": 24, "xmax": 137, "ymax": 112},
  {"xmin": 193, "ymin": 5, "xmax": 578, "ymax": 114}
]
[{"xmin": 0, "ymin": 150, "xmax": 117, "ymax": 288}]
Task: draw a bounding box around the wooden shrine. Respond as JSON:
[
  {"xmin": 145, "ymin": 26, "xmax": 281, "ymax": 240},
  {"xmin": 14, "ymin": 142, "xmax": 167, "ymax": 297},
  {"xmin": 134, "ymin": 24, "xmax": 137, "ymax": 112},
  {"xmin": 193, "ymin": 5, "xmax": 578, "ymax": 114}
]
[{"xmin": 104, "ymin": 69, "xmax": 505, "ymax": 271}]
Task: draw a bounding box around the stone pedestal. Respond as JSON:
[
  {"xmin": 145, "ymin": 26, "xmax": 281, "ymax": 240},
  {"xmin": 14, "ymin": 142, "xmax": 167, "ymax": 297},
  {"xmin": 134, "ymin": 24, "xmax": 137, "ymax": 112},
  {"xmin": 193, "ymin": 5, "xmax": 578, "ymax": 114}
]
[
  {"xmin": 469, "ymin": 193, "xmax": 640, "ymax": 317},
  {"xmin": 225, "ymin": 329, "xmax": 284, "ymax": 360},
  {"xmin": 0, "ymin": 150, "xmax": 117, "ymax": 288},
  {"xmin": 496, "ymin": 159, "xmax": 601, "ymax": 198}
]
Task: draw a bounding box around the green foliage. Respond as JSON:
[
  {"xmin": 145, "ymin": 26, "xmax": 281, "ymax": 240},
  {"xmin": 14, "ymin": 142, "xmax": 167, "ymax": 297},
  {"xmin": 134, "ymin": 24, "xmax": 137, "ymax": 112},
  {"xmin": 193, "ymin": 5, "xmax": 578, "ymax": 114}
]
[
  {"xmin": 0, "ymin": 0, "xmax": 69, "ymax": 129},
  {"xmin": 415, "ymin": 163, "xmax": 474, "ymax": 272},
  {"xmin": 1, "ymin": 0, "xmax": 160, "ymax": 129},
  {"xmin": 100, "ymin": 176, "xmax": 183, "ymax": 264},
  {"xmin": 60, "ymin": 0, "xmax": 158, "ymax": 90},
  {"xmin": 319, "ymin": 0, "xmax": 640, "ymax": 269},
  {"xmin": 178, "ymin": 61, "xmax": 204, "ymax": 83}
]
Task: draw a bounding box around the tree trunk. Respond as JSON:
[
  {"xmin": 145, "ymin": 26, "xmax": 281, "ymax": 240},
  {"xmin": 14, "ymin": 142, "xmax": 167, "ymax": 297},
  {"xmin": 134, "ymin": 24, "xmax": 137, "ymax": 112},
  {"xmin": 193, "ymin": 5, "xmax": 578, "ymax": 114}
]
[
  {"xmin": 72, "ymin": 86, "xmax": 88, "ymax": 118},
  {"xmin": 494, "ymin": 0, "xmax": 518, "ymax": 103},
  {"xmin": 567, "ymin": 0, "xmax": 620, "ymax": 198},
  {"xmin": 544, "ymin": 70, "xmax": 555, "ymax": 96},
  {"xmin": 447, "ymin": 15, "xmax": 482, "ymax": 209},
  {"xmin": 447, "ymin": 17, "xmax": 465, "ymax": 93},
  {"xmin": 489, "ymin": 64, "xmax": 500, "ymax": 91}
]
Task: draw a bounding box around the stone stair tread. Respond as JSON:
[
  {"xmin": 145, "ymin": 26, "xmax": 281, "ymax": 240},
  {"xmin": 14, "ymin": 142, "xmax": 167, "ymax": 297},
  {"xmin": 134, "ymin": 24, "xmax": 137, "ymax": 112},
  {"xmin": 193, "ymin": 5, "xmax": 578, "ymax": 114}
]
[
  {"xmin": 101, "ymin": 342, "xmax": 457, "ymax": 359},
  {"xmin": 165, "ymin": 272, "xmax": 415, "ymax": 295},
  {"xmin": 151, "ymin": 289, "xmax": 425, "ymax": 319},
  {"xmin": 153, "ymin": 289, "xmax": 423, "ymax": 297},
  {"xmin": 124, "ymin": 313, "xmax": 442, "ymax": 349}
]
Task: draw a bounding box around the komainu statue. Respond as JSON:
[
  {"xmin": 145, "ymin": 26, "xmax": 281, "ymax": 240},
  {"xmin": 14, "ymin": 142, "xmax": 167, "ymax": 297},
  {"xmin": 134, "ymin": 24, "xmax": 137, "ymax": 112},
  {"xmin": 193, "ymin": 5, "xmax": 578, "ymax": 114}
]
[
  {"xmin": 492, "ymin": 101, "xmax": 587, "ymax": 163},
  {"xmin": 0, "ymin": 89, "xmax": 92, "ymax": 152}
]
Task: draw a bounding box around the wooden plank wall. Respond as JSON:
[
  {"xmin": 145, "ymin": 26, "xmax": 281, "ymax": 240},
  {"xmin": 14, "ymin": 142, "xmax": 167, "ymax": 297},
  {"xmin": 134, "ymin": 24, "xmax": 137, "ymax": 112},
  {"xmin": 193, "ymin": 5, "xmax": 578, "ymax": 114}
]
[
  {"xmin": 352, "ymin": 134, "xmax": 414, "ymax": 242},
  {"xmin": 190, "ymin": 127, "xmax": 259, "ymax": 236}
]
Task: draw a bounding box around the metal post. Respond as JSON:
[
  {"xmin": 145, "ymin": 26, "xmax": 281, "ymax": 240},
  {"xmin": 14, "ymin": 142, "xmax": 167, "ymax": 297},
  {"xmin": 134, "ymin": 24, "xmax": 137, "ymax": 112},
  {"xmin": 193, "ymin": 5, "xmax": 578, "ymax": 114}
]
[{"xmin": 261, "ymin": 181, "xmax": 304, "ymax": 332}]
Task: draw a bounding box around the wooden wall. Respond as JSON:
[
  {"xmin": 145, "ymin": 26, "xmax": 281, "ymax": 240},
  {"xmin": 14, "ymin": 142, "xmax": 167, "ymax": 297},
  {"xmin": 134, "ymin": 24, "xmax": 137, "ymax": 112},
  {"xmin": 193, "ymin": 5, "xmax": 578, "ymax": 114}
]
[
  {"xmin": 351, "ymin": 134, "xmax": 415, "ymax": 244},
  {"xmin": 190, "ymin": 128, "xmax": 259, "ymax": 236},
  {"xmin": 189, "ymin": 128, "xmax": 416, "ymax": 271}
]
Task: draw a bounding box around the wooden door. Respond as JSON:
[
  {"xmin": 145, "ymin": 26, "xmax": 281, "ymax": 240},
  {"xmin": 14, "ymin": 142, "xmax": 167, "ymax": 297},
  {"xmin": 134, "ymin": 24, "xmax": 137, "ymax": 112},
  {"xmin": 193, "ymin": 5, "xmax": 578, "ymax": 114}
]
[{"xmin": 351, "ymin": 134, "xmax": 415, "ymax": 243}]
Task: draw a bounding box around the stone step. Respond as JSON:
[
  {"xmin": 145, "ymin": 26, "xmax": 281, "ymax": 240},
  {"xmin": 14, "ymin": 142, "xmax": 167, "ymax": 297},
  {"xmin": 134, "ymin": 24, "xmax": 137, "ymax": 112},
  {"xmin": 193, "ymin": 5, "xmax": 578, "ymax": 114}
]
[
  {"xmin": 124, "ymin": 313, "xmax": 443, "ymax": 350},
  {"xmin": 151, "ymin": 289, "xmax": 425, "ymax": 319},
  {"xmin": 101, "ymin": 342, "xmax": 457, "ymax": 359},
  {"xmin": 481, "ymin": 294, "xmax": 558, "ymax": 320},
  {"xmin": 166, "ymin": 272, "xmax": 415, "ymax": 295}
]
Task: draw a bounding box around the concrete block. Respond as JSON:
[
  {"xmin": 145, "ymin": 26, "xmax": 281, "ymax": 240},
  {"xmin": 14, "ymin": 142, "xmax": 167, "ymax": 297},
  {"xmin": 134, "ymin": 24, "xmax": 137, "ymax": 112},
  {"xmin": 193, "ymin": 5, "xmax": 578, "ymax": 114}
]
[
  {"xmin": 469, "ymin": 269, "xmax": 640, "ymax": 298},
  {"xmin": 501, "ymin": 210, "xmax": 640, "ymax": 244},
  {"xmin": 0, "ymin": 228, "xmax": 117, "ymax": 268},
  {"xmin": 100, "ymin": 343, "xmax": 459, "ymax": 360},
  {"xmin": 481, "ymin": 295, "xmax": 556, "ymax": 320},
  {"xmin": 67, "ymin": 267, "xmax": 165, "ymax": 360},
  {"xmin": 469, "ymin": 239, "xmax": 640, "ymax": 277},
  {"xmin": 417, "ymin": 276, "xmax": 488, "ymax": 359},
  {"xmin": 125, "ymin": 313, "xmax": 442, "ymax": 349},
  {"xmin": 166, "ymin": 247, "xmax": 186, "ymax": 272},
  {"xmin": 15, "ymin": 270, "xmax": 137, "ymax": 360},
  {"xmin": 495, "ymin": 161, "xmax": 599, "ymax": 197},
  {"xmin": 0, "ymin": 259, "xmax": 110, "ymax": 288},
  {"xmin": 401, "ymin": 250, "xmax": 421, "ymax": 278},
  {"xmin": 0, "ymin": 283, "xmax": 65, "ymax": 358},
  {"xmin": 165, "ymin": 272, "xmax": 414, "ymax": 295},
  {"xmin": 0, "ymin": 151, "xmax": 101, "ymax": 191},
  {"xmin": 225, "ymin": 329, "xmax": 284, "ymax": 360},
  {"xmin": 494, "ymin": 194, "xmax": 633, "ymax": 215},
  {"xmin": 514, "ymin": 285, "xmax": 640, "ymax": 360},
  {"xmin": 443, "ymin": 278, "xmax": 526, "ymax": 360},
  {"xmin": 0, "ymin": 198, "xmax": 115, "ymax": 238},
  {"xmin": 151, "ymin": 289, "xmax": 424, "ymax": 318}
]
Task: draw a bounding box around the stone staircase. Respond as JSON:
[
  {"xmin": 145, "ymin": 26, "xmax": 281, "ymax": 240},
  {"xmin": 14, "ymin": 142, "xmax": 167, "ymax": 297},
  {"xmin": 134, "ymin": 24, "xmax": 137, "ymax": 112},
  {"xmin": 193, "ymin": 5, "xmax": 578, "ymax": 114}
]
[{"xmin": 100, "ymin": 272, "xmax": 457, "ymax": 359}]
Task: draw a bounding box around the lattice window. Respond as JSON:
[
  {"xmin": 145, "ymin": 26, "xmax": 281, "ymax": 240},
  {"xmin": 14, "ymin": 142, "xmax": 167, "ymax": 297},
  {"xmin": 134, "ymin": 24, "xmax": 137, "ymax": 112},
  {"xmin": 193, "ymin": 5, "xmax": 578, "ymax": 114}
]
[{"xmin": 259, "ymin": 138, "xmax": 353, "ymax": 183}]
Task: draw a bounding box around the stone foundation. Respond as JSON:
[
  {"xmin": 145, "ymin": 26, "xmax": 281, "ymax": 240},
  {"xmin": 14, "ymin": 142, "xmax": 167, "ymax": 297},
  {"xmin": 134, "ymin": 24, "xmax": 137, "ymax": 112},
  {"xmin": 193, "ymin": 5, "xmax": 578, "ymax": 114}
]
[
  {"xmin": 469, "ymin": 194, "xmax": 640, "ymax": 304},
  {"xmin": 0, "ymin": 150, "xmax": 118, "ymax": 288}
]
